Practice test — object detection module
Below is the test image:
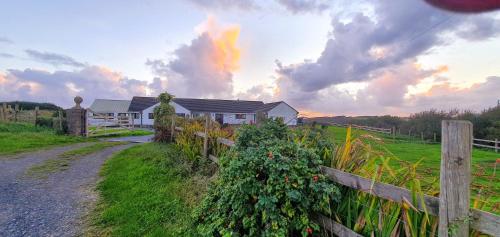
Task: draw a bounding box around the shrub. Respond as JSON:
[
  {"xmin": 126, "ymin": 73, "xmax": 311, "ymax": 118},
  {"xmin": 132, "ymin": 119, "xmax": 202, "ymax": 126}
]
[
  {"xmin": 194, "ymin": 120, "xmax": 340, "ymax": 236},
  {"xmin": 36, "ymin": 117, "xmax": 53, "ymax": 128},
  {"xmin": 153, "ymin": 92, "xmax": 175, "ymax": 142}
]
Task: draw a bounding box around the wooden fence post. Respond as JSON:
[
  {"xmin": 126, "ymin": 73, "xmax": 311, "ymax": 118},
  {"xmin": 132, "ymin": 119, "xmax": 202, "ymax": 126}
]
[
  {"xmin": 439, "ymin": 120, "xmax": 472, "ymax": 237},
  {"xmin": 34, "ymin": 106, "xmax": 39, "ymax": 125},
  {"xmin": 170, "ymin": 115, "xmax": 175, "ymax": 142},
  {"xmin": 2, "ymin": 103, "xmax": 7, "ymax": 121},
  {"xmin": 434, "ymin": 133, "xmax": 437, "ymax": 143},
  {"xmin": 495, "ymin": 138, "xmax": 498, "ymax": 153},
  {"xmin": 58, "ymin": 110, "xmax": 63, "ymax": 131},
  {"xmin": 203, "ymin": 113, "xmax": 210, "ymax": 159},
  {"xmin": 0, "ymin": 106, "xmax": 4, "ymax": 122},
  {"xmin": 14, "ymin": 103, "xmax": 19, "ymax": 122},
  {"xmin": 392, "ymin": 126, "xmax": 396, "ymax": 141},
  {"xmin": 421, "ymin": 132, "xmax": 424, "ymax": 141}
]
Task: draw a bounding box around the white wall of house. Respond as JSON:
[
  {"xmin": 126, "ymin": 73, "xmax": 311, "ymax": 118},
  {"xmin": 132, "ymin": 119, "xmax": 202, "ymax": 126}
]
[
  {"xmin": 220, "ymin": 113, "xmax": 256, "ymax": 125},
  {"xmin": 171, "ymin": 102, "xmax": 191, "ymax": 118},
  {"xmin": 132, "ymin": 102, "xmax": 192, "ymax": 126},
  {"xmin": 130, "ymin": 101, "xmax": 296, "ymax": 126},
  {"xmin": 267, "ymin": 102, "xmax": 298, "ymax": 125}
]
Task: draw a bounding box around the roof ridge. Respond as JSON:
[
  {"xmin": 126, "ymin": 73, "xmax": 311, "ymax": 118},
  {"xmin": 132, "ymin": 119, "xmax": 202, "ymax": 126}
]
[{"xmin": 174, "ymin": 97, "xmax": 264, "ymax": 103}]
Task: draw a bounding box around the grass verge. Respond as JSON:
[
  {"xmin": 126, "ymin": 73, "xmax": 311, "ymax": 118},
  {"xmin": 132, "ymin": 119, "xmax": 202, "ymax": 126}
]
[
  {"xmin": 88, "ymin": 127, "xmax": 153, "ymax": 138},
  {"xmin": 26, "ymin": 142, "xmax": 126, "ymax": 178},
  {"xmin": 0, "ymin": 122, "xmax": 88, "ymax": 155},
  {"xmin": 87, "ymin": 143, "xmax": 210, "ymax": 236}
]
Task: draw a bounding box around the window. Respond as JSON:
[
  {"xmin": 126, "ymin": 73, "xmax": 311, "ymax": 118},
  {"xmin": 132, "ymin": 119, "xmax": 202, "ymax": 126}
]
[
  {"xmin": 118, "ymin": 113, "xmax": 127, "ymax": 117},
  {"xmin": 176, "ymin": 113, "xmax": 186, "ymax": 118},
  {"xmin": 107, "ymin": 113, "xmax": 114, "ymax": 117},
  {"xmin": 235, "ymin": 114, "xmax": 246, "ymax": 119},
  {"xmin": 148, "ymin": 113, "xmax": 154, "ymax": 119},
  {"xmin": 132, "ymin": 113, "xmax": 140, "ymax": 119}
]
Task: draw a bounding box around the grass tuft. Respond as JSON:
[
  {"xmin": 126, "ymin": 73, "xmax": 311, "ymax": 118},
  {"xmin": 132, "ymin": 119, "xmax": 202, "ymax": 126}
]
[{"xmin": 25, "ymin": 142, "xmax": 126, "ymax": 178}]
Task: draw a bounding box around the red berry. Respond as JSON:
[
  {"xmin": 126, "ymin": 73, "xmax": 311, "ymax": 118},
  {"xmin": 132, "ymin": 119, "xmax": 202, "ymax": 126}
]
[
  {"xmin": 306, "ymin": 227, "xmax": 313, "ymax": 235},
  {"xmin": 285, "ymin": 176, "xmax": 289, "ymax": 183},
  {"xmin": 268, "ymin": 151, "xmax": 273, "ymax": 159},
  {"xmin": 313, "ymin": 175, "xmax": 319, "ymax": 182}
]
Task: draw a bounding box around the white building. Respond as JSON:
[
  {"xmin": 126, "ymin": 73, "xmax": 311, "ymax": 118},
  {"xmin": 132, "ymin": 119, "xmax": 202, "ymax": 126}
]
[
  {"xmin": 127, "ymin": 97, "xmax": 298, "ymax": 126},
  {"xmin": 88, "ymin": 99, "xmax": 131, "ymax": 126}
]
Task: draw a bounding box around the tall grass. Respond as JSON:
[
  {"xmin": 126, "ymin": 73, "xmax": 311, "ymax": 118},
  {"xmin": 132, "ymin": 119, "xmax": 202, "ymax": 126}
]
[{"xmin": 324, "ymin": 127, "xmax": 438, "ymax": 236}]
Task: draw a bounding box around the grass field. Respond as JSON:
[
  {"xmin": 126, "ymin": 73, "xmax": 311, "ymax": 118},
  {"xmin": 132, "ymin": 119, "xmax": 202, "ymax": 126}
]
[
  {"xmin": 88, "ymin": 143, "xmax": 208, "ymax": 236},
  {"xmin": 0, "ymin": 122, "xmax": 86, "ymax": 155},
  {"xmin": 326, "ymin": 125, "xmax": 499, "ymax": 211}
]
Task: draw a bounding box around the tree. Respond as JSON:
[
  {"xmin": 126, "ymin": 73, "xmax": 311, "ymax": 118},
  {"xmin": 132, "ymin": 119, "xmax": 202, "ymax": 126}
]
[{"xmin": 153, "ymin": 92, "xmax": 175, "ymax": 142}]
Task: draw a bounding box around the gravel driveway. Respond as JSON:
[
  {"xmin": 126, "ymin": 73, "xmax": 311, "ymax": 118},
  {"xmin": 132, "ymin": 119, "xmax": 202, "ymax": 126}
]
[{"xmin": 0, "ymin": 142, "xmax": 136, "ymax": 237}]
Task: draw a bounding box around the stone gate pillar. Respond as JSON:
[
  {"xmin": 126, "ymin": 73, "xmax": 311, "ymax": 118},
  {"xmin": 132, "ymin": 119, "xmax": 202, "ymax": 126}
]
[{"xmin": 66, "ymin": 96, "xmax": 87, "ymax": 136}]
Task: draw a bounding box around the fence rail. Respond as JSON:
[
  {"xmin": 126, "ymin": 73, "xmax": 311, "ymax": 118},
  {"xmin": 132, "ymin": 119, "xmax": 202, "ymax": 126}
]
[
  {"xmin": 172, "ymin": 116, "xmax": 500, "ymax": 236},
  {"xmin": 326, "ymin": 122, "xmax": 499, "ymax": 153},
  {"xmin": 325, "ymin": 122, "xmax": 392, "ymax": 134},
  {"xmin": 473, "ymin": 138, "xmax": 499, "ymax": 152}
]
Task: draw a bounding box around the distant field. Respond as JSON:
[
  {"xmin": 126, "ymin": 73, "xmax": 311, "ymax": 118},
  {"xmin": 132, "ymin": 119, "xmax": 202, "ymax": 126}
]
[{"xmin": 326, "ymin": 125, "xmax": 499, "ymax": 211}]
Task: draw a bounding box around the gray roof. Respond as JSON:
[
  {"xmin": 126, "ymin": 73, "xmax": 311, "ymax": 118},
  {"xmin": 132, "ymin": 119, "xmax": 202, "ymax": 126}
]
[
  {"xmin": 89, "ymin": 99, "xmax": 131, "ymax": 113},
  {"xmin": 256, "ymin": 102, "xmax": 282, "ymax": 112},
  {"xmin": 128, "ymin": 96, "xmax": 158, "ymax": 112},
  {"xmin": 127, "ymin": 97, "xmax": 297, "ymax": 114},
  {"xmin": 257, "ymin": 101, "xmax": 299, "ymax": 113},
  {"xmin": 173, "ymin": 98, "xmax": 264, "ymax": 113}
]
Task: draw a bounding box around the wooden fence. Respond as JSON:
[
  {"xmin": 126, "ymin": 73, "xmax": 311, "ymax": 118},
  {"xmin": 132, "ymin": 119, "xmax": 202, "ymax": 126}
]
[
  {"xmin": 0, "ymin": 103, "xmax": 40, "ymax": 124},
  {"xmin": 473, "ymin": 138, "xmax": 499, "ymax": 153},
  {"xmin": 172, "ymin": 115, "xmax": 499, "ymax": 236},
  {"xmin": 327, "ymin": 122, "xmax": 499, "ymax": 153},
  {"xmin": 325, "ymin": 122, "xmax": 393, "ymax": 135}
]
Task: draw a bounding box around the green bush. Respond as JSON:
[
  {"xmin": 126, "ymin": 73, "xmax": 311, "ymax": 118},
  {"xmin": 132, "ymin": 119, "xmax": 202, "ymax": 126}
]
[
  {"xmin": 194, "ymin": 120, "xmax": 340, "ymax": 236},
  {"xmin": 35, "ymin": 117, "xmax": 53, "ymax": 128}
]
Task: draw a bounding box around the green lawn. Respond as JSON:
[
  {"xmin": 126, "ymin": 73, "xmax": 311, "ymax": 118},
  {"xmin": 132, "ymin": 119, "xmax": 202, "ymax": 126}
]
[
  {"xmin": 326, "ymin": 125, "xmax": 499, "ymax": 210},
  {"xmin": 0, "ymin": 122, "xmax": 87, "ymax": 155},
  {"xmin": 89, "ymin": 143, "xmax": 207, "ymax": 236}
]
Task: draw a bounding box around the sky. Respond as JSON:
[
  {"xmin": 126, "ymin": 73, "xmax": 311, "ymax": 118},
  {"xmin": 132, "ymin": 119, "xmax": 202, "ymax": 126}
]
[{"xmin": 0, "ymin": 0, "xmax": 499, "ymax": 117}]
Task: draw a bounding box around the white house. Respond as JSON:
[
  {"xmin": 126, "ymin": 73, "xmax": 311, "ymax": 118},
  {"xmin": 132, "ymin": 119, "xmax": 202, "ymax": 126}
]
[
  {"xmin": 88, "ymin": 99, "xmax": 131, "ymax": 126},
  {"xmin": 127, "ymin": 97, "xmax": 298, "ymax": 126}
]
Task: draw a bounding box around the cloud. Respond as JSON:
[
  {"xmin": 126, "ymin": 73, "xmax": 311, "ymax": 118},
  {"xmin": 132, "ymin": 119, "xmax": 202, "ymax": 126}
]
[
  {"xmin": 406, "ymin": 76, "xmax": 500, "ymax": 112},
  {"xmin": 273, "ymin": 1, "xmax": 500, "ymax": 115},
  {"xmin": 0, "ymin": 37, "xmax": 13, "ymax": 44},
  {"xmin": 0, "ymin": 66, "xmax": 150, "ymax": 108},
  {"xmin": 455, "ymin": 16, "xmax": 500, "ymax": 41},
  {"xmin": 147, "ymin": 17, "xmax": 240, "ymax": 98},
  {"xmin": 0, "ymin": 53, "xmax": 15, "ymax": 58},
  {"xmin": 25, "ymin": 49, "xmax": 86, "ymax": 68},
  {"xmin": 186, "ymin": 0, "xmax": 258, "ymax": 10},
  {"xmin": 276, "ymin": 0, "xmax": 330, "ymax": 14},
  {"xmin": 234, "ymin": 84, "xmax": 275, "ymax": 102}
]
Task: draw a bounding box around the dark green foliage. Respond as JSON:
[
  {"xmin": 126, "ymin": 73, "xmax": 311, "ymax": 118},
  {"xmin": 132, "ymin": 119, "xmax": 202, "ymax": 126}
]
[
  {"xmin": 0, "ymin": 101, "xmax": 62, "ymax": 111},
  {"xmin": 35, "ymin": 117, "xmax": 53, "ymax": 128},
  {"xmin": 194, "ymin": 120, "xmax": 340, "ymax": 236}
]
